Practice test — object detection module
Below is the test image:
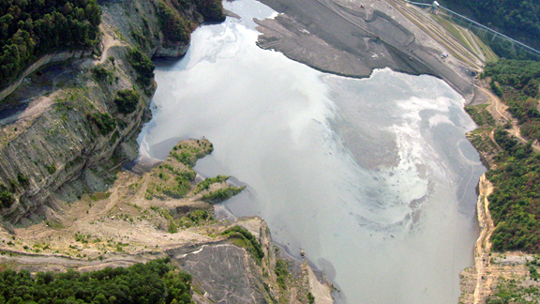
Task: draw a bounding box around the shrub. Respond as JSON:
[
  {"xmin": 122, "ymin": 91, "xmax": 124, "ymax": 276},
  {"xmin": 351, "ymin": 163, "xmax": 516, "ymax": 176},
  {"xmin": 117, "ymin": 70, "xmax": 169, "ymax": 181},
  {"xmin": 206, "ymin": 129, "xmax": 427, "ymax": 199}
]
[
  {"xmin": 202, "ymin": 186, "xmax": 245, "ymax": 203},
  {"xmin": 156, "ymin": 2, "xmax": 190, "ymax": 44},
  {"xmin": 0, "ymin": 187, "xmax": 15, "ymax": 208},
  {"xmin": 92, "ymin": 65, "xmax": 114, "ymax": 83},
  {"xmin": 275, "ymin": 258, "xmax": 289, "ymax": 289},
  {"xmin": 46, "ymin": 164, "xmax": 56, "ymax": 174},
  {"xmin": 128, "ymin": 48, "xmax": 155, "ymax": 87},
  {"xmin": 17, "ymin": 173, "xmax": 29, "ymax": 187},
  {"xmin": 222, "ymin": 226, "xmax": 264, "ymax": 262},
  {"xmin": 195, "ymin": 0, "xmax": 226, "ymax": 22},
  {"xmin": 88, "ymin": 112, "xmax": 116, "ymax": 135},
  {"xmin": 114, "ymin": 89, "xmax": 140, "ymax": 114}
]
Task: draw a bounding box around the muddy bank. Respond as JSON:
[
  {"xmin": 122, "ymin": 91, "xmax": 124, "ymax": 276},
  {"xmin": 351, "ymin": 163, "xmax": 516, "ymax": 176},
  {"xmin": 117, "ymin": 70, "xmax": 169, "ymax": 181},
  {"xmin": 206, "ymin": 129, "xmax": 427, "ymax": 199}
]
[{"xmin": 255, "ymin": 0, "xmax": 479, "ymax": 102}]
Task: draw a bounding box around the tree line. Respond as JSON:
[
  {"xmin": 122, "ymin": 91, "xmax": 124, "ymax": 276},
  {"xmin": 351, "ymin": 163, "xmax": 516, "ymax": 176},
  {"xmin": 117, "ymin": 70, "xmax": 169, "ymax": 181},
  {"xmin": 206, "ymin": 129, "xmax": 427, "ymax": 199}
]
[
  {"xmin": 0, "ymin": 0, "xmax": 101, "ymax": 86},
  {"xmin": 0, "ymin": 258, "xmax": 193, "ymax": 304},
  {"xmin": 156, "ymin": 0, "xmax": 225, "ymax": 45},
  {"xmin": 441, "ymin": 0, "xmax": 540, "ymax": 60},
  {"xmin": 472, "ymin": 59, "xmax": 540, "ymax": 252},
  {"xmin": 482, "ymin": 59, "xmax": 540, "ymax": 140}
]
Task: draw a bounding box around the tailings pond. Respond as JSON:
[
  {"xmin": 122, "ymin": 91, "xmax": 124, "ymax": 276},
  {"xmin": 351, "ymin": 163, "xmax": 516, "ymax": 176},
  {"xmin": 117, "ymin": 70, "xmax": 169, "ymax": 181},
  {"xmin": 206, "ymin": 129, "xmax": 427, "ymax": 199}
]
[{"xmin": 138, "ymin": 0, "xmax": 486, "ymax": 303}]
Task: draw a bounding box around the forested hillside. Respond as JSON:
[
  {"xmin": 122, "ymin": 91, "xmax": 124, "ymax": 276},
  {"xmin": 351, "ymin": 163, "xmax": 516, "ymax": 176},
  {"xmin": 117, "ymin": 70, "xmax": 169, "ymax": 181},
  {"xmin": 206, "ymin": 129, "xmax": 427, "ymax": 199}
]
[
  {"xmin": 466, "ymin": 59, "xmax": 540, "ymax": 252},
  {"xmin": 0, "ymin": 0, "xmax": 101, "ymax": 85},
  {"xmin": 483, "ymin": 60, "xmax": 540, "ymax": 140},
  {"xmin": 0, "ymin": 258, "xmax": 193, "ymax": 304},
  {"xmin": 156, "ymin": 0, "xmax": 225, "ymax": 44},
  {"xmin": 440, "ymin": 0, "xmax": 540, "ymax": 59}
]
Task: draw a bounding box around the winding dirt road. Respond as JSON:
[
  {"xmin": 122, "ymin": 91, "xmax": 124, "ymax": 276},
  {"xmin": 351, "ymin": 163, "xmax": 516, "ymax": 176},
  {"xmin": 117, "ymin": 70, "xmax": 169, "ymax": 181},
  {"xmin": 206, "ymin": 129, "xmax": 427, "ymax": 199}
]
[{"xmin": 480, "ymin": 85, "xmax": 540, "ymax": 151}]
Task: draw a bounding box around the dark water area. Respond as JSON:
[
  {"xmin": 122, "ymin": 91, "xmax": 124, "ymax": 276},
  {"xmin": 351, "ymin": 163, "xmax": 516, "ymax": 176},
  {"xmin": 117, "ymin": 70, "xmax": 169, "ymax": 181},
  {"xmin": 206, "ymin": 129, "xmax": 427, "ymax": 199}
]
[{"xmin": 138, "ymin": 1, "xmax": 486, "ymax": 302}]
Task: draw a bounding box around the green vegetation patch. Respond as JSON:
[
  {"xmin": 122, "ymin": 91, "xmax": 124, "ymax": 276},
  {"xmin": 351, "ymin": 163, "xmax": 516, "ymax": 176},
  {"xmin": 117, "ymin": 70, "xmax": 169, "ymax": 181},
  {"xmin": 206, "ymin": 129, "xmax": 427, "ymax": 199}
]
[
  {"xmin": 465, "ymin": 59, "xmax": 540, "ymax": 253},
  {"xmin": 45, "ymin": 163, "xmax": 56, "ymax": 174},
  {"xmin": 114, "ymin": 89, "xmax": 140, "ymax": 114},
  {"xmin": 201, "ymin": 186, "xmax": 245, "ymax": 204},
  {"xmin": 170, "ymin": 141, "xmax": 213, "ymax": 167},
  {"xmin": 440, "ymin": 0, "xmax": 540, "ymax": 59},
  {"xmin": 87, "ymin": 112, "xmax": 117, "ymax": 135},
  {"xmin": 0, "ymin": 184, "xmax": 15, "ymax": 209},
  {"xmin": 157, "ymin": 1, "xmax": 190, "ymax": 44},
  {"xmin": 222, "ymin": 226, "xmax": 264, "ymax": 262},
  {"xmin": 486, "ymin": 259, "xmax": 540, "ymax": 304},
  {"xmin": 193, "ymin": 175, "xmax": 228, "ymax": 194},
  {"xmin": 179, "ymin": 209, "xmax": 212, "ymax": 228},
  {"xmin": 167, "ymin": 0, "xmax": 225, "ymax": 23},
  {"xmin": 193, "ymin": 0, "xmax": 226, "ymax": 22},
  {"xmin": 483, "ymin": 60, "xmax": 540, "ymax": 140},
  {"xmin": 275, "ymin": 258, "xmax": 289, "ymax": 289},
  {"xmin": 0, "ymin": 0, "xmax": 101, "ymax": 87},
  {"xmin": 465, "ymin": 104, "xmax": 496, "ymax": 127},
  {"xmin": 128, "ymin": 48, "xmax": 155, "ymax": 87},
  {"xmin": 92, "ymin": 65, "xmax": 115, "ymax": 84},
  {"xmin": 146, "ymin": 164, "xmax": 196, "ymax": 200},
  {"xmin": 0, "ymin": 258, "xmax": 193, "ymax": 304}
]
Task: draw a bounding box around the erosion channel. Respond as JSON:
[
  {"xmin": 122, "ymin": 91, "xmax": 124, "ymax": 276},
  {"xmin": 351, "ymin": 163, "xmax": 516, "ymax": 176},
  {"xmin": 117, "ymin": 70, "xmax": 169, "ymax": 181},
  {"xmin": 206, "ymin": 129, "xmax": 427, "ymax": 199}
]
[{"xmin": 138, "ymin": 0, "xmax": 486, "ymax": 303}]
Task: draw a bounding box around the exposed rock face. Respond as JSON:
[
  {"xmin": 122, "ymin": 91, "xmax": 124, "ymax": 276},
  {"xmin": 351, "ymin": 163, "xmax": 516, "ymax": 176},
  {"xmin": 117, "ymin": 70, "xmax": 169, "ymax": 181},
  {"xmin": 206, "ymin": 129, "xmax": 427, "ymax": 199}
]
[
  {"xmin": 170, "ymin": 217, "xmax": 321, "ymax": 304},
  {"xmin": 0, "ymin": 51, "xmax": 90, "ymax": 102},
  {"xmin": 0, "ymin": 0, "xmax": 205, "ymax": 225}
]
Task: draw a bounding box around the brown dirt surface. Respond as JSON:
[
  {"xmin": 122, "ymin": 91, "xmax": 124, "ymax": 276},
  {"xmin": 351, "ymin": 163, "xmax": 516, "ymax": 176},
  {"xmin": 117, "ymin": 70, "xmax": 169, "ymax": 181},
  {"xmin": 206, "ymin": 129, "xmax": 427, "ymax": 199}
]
[{"xmin": 0, "ymin": 139, "xmax": 239, "ymax": 266}]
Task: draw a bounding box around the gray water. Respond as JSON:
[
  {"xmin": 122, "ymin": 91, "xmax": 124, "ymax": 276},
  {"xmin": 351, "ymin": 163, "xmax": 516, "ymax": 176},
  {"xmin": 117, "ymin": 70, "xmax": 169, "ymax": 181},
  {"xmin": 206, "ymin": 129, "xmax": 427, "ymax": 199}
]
[{"xmin": 138, "ymin": 1, "xmax": 486, "ymax": 303}]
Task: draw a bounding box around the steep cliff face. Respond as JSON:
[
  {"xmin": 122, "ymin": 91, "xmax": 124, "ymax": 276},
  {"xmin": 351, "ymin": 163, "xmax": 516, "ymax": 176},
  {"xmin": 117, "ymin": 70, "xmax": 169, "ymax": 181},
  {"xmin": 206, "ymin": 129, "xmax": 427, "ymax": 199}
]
[{"xmin": 0, "ymin": 0, "xmax": 219, "ymax": 225}]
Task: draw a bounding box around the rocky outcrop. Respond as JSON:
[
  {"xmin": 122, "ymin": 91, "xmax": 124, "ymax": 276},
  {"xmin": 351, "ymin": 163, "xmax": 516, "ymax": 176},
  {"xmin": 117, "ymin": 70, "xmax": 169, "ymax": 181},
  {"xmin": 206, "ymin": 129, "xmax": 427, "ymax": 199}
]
[
  {"xmin": 0, "ymin": 51, "xmax": 91, "ymax": 103},
  {"xmin": 0, "ymin": 0, "xmax": 209, "ymax": 225}
]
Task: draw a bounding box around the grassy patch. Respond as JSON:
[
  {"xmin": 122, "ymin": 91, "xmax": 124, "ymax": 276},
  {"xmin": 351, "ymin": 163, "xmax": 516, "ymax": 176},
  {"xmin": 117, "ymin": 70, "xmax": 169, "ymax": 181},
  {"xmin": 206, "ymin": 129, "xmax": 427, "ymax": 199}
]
[
  {"xmin": 193, "ymin": 175, "xmax": 229, "ymax": 194},
  {"xmin": 201, "ymin": 186, "xmax": 245, "ymax": 204},
  {"xmin": 275, "ymin": 258, "xmax": 289, "ymax": 289},
  {"xmin": 465, "ymin": 104, "xmax": 496, "ymax": 127}
]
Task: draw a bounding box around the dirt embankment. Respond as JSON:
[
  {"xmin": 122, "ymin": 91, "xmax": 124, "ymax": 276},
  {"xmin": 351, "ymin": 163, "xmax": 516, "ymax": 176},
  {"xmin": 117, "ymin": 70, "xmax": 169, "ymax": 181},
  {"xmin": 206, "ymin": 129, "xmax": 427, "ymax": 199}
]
[
  {"xmin": 459, "ymin": 179, "xmax": 540, "ymax": 304},
  {"xmin": 459, "ymin": 174, "xmax": 494, "ymax": 304}
]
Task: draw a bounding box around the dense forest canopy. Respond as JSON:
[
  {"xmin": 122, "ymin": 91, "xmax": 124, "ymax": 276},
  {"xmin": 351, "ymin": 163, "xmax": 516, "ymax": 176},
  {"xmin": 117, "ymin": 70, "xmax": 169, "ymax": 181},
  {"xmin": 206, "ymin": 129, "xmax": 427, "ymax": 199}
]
[
  {"xmin": 483, "ymin": 59, "xmax": 540, "ymax": 140},
  {"xmin": 156, "ymin": 0, "xmax": 225, "ymax": 45},
  {"xmin": 474, "ymin": 59, "xmax": 540, "ymax": 252},
  {"xmin": 0, "ymin": 0, "xmax": 101, "ymax": 85},
  {"xmin": 0, "ymin": 258, "xmax": 193, "ymax": 304},
  {"xmin": 440, "ymin": 0, "xmax": 540, "ymax": 59}
]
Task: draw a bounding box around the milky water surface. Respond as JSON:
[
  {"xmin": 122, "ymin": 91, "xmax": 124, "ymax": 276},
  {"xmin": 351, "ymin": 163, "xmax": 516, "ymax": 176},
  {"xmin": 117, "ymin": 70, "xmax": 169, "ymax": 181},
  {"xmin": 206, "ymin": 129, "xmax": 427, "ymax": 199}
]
[{"xmin": 138, "ymin": 1, "xmax": 486, "ymax": 303}]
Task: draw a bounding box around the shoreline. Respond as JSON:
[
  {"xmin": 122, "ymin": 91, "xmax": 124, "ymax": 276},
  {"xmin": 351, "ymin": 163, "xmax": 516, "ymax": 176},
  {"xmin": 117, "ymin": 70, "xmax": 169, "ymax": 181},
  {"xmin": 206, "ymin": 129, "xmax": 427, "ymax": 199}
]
[
  {"xmin": 254, "ymin": 0, "xmax": 486, "ymax": 104},
  {"xmin": 459, "ymin": 174, "xmax": 495, "ymax": 304},
  {"xmin": 251, "ymin": 0, "xmax": 499, "ymax": 302}
]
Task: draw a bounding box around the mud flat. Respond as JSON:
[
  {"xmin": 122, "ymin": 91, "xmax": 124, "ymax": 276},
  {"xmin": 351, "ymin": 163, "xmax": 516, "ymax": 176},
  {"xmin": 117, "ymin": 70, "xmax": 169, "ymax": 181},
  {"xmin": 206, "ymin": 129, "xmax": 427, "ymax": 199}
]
[{"xmin": 255, "ymin": 0, "xmax": 486, "ymax": 103}]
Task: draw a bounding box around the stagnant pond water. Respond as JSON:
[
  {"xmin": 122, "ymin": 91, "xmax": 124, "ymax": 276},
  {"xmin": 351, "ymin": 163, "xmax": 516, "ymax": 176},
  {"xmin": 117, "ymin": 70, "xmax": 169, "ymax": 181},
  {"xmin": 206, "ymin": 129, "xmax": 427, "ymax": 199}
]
[{"xmin": 138, "ymin": 0, "xmax": 486, "ymax": 303}]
